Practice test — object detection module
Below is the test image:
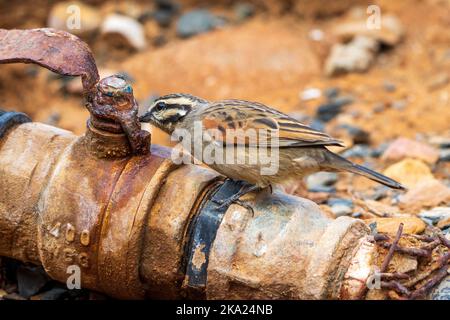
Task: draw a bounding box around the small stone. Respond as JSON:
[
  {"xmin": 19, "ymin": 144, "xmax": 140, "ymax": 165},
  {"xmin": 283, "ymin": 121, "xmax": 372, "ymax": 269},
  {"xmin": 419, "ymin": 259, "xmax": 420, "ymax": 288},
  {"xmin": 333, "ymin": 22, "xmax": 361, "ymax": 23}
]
[
  {"xmin": 399, "ymin": 179, "xmax": 450, "ymax": 213},
  {"xmin": 352, "ymin": 212, "xmax": 363, "ymax": 218},
  {"xmin": 328, "ymin": 198, "xmax": 354, "ymax": 217},
  {"xmin": 373, "ymin": 102, "xmax": 386, "ymax": 113},
  {"xmin": 370, "ymin": 142, "xmax": 389, "ymax": 158},
  {"xmin": 391, "ymin": 100, "xmax": 407, "ymax": 110},
  {"xmin": 44, "ymin": 112, "xmax": 61, "ymax": 126},
  {"xmin": 308, "ymin": 28, "xmax": 324, "ymax": 41},
  {"xmin": 365, "ymin": 216, "xmax": 426, "ymax": 235},
  {"xmin": 382, "ymin": 137, "xmax": 440, "ymax": 165},
  {"xmin": 47, "ymin": 1, "xmax": 101, "ymax": 36},
  {"xmin": 439, "ymin": 149, "xmax": 450, "ymax": 162},
  {"xmin": 383, "ymin": 81, "xmax": 396, "ymax": 92},
  {"xmin": 336, "ymin": 124, "xmax": 370, "ymax": 144},
  {"xmin": 306, "ymin": 172, "xmax": 338, "ymax": 192},
  {"xmin": 325, "ymin": 35, "xmax": 379, "ymax": 76},
  {"xmin": 177, "ymin": 10, "xmax": 225, "ymax": 38},
  {"xmin": 17, "ymin": 265, "xmax": 50, "ymax": 298},
  {"xmin": 419, "ymin": 207, "xmax": 450, "ymax": 224},
  {"xmin": 324, "ymin": 87, "xmax": 340, "ymax": 100},
  {"xmin": 437, "ymin": 215, "xmax": 450, "ymax": 229},
  {"xmin": 431, "ymin": 275, "xmax": 450, "ymax": 300},
  {"xmin": 370, "ymin": 186, "xmax": 390, "ymax": 200},
  {"xmin": 309, "ymin": 119, "xmax": 326, "ymax": 132},
  {"xmin": 153, "ymin": 10, "xmax": 174, "ymax": 28},
  {"xmin": 428, "ymin": 136, "xmax": 450, "ymax": 149},
  {"xmin": 152, "ymin": 0, "xmax": 179, "ymax": 27},
  {"xmin": 383, "ymin": 158, "xmax": 434, "ymax": 188},
  {"xmin": 316, "ymin": 96, "xmax": 354, "ymax": 122},
  {"xmin": 364, "ymin": 199, "xmax": 400, "ymax": 216},
  {"xmin": 341, "ymin": 144, "xmax": 372, "ymax": 159},
  {"xmin": 234, "ymin": 3, "xmax": 255, "ymax": 22},
  {"xmin": 300, "ymin": 88, "xmax": 321, "ymax": 101}
]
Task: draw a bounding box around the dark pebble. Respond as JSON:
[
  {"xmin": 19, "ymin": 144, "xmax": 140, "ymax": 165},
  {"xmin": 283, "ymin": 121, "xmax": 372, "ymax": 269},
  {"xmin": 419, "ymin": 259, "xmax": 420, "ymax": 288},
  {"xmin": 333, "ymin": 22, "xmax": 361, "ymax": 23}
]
[
  {"xmin": 234, "ymin": 3, "xmax": 255, "ymax": 21},
  {"xmin": 316, "ymin": 96, "xmax": 354, "ymax": 122},
  {"xmin": 373, "ymin": 102, "xmax": 386, "ymax": 113},
  {"xmin": 370, "ymin": 142, "xmax": 389, "ymax": 158},
  {"xmin": 306, "ymin": 172, "xmax": 338, "ymax": 192},
  {"xmin": 324, "ymin": 87, "xmax": 340, "ymax": 100},
  {"xmin": 16, "ymin": 265, "xmax": 50, "ymax": 298},
  {"xmin": 309, "ymin": 118, "xmax": 326, "ymax": 132},
  {"xmin": 151, "ymin": 0, "xmax": 180, "ymax": 27},
  {"xmin": 391, "ymin": 100, "xmax": 407, "ymax": 110},
  {"xmin": 431, "ymin": 276, "xmax": 450, "ymax": 300},
  {"xmin": 177, "ymin": 10, "xmax": 225, "ymax": 38},
  {"xmin": 328, "ymin": 198, "xmax": 354, "ymax": 217},
  {"xmin": 337, "ymin": 124, "xmax": 370, "ymax": 144},
  {"xmin": 153, "ymin": 10, "xmax": 175, "ymax": 27},
  {"xmin": 439, "ymin": 149, "xmax": 450, "ymax": 162},
  {"xmin": 370, "ymin": 186, "xmax": 390, "ymax": 201},
  {"xmin": 341, "ymin": 144, "xmax": 372, "ymax": 158},
  {"xmin": 383, "ymin": 81, "xmax": 396, "ymax": 92}
]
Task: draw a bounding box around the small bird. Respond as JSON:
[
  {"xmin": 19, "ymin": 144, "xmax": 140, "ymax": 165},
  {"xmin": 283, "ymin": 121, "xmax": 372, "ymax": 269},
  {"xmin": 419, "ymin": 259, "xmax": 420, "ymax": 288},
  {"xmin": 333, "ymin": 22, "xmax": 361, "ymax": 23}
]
[{"xmin": 140, "ymin": 93, "xmax": 405, "ymax": 207}]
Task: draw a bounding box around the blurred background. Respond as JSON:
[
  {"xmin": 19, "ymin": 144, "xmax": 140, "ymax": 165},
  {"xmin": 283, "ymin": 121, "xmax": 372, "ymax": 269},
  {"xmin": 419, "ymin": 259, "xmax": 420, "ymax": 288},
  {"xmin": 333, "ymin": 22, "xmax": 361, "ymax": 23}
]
[{"xmin": 0, "ymin": 0, "xmax": 449, "ymax": 194}]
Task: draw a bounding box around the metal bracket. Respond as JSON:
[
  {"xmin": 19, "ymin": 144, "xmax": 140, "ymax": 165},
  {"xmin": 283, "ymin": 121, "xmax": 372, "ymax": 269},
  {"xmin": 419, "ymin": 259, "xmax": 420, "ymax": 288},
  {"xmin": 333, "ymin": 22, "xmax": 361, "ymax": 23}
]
[{"xmin": 183, "ymin": 179, "xmax": 249, "ymax": 297}]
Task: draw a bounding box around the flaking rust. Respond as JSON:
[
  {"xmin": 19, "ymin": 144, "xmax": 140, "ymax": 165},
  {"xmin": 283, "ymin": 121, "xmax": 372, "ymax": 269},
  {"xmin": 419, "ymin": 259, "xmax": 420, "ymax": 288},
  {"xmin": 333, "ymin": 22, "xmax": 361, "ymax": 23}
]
[{"xmin": 0, "ymin": 28, "xmax": 149, "ymax": 156}]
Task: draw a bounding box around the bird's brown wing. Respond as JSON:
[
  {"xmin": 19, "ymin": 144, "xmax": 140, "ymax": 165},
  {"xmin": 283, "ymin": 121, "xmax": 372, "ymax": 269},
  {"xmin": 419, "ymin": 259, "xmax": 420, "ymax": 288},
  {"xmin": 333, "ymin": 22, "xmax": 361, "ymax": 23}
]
[{"xmin": 201, "ymin": 100, "xmax": 344, "ymax": 148}]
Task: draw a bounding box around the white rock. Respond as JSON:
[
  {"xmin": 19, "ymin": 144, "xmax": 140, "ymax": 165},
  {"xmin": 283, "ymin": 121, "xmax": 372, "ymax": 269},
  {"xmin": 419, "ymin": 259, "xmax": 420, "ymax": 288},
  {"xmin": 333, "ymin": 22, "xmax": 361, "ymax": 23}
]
[
  {"xmin": 101, "ymin": 14, "xmax": 147, "ymax": 51},
  {"xmin": 325, "ymin": 35, "xmax": 379, "ymax": 76}
]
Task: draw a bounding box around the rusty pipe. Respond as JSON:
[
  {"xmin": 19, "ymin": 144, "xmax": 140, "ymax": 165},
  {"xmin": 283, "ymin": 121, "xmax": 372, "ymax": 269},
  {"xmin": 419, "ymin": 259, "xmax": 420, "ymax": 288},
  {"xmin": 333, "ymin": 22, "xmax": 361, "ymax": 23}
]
[{"xmin": 0, "ymin": 112, "xmax": 374, "ymax": 299}]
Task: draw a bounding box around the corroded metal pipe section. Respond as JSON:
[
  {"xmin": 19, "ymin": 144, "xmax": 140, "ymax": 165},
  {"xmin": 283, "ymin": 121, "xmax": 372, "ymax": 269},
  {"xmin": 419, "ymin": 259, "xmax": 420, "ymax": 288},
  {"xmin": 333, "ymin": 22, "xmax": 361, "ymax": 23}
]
[{"xmin": 0, "ymin": 115, "xmax": 373, "ymax": 299}]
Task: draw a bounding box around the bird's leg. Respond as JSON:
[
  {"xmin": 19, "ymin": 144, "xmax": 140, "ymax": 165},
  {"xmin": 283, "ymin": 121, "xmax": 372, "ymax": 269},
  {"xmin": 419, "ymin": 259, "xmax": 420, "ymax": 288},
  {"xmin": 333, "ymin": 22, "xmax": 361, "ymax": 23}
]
[{"xmin": 214, "ymin": 182, "xmax": 260, "ymax": 212}]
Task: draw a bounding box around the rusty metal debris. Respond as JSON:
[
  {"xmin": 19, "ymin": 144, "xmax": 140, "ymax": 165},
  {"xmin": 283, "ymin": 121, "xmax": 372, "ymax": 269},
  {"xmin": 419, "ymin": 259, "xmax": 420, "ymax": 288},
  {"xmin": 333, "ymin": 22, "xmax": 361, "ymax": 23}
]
[
  {"xmin": 371, "ymin": 223, "xmax": 450, "ymax": 300},
  {"xmin": 0, "ymin": 28, "xmax": 149, "ymax": 156}
]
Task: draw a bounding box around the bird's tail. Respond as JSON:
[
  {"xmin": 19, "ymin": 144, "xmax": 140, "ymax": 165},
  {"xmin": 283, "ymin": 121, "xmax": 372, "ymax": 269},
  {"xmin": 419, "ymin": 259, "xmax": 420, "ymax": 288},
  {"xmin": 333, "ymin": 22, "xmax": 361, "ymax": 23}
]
[{"xmin": 323, "ymin": 150, "xmax": 406, "ymax": 190}]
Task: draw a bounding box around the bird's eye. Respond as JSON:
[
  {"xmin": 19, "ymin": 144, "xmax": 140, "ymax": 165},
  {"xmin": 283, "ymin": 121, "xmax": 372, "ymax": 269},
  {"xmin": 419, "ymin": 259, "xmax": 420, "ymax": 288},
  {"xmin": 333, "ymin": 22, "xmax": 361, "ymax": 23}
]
[{"xmin": 154, "ymin": 101, "xmax": 166, "ymax": 112}]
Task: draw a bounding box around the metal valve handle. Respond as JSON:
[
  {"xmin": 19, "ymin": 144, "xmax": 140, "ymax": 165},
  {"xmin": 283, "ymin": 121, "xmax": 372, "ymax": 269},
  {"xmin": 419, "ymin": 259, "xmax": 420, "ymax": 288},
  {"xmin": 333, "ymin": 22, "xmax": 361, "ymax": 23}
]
[{"xmin": 0, "ymin": 28, "xmax": 150, "ymax": 156}]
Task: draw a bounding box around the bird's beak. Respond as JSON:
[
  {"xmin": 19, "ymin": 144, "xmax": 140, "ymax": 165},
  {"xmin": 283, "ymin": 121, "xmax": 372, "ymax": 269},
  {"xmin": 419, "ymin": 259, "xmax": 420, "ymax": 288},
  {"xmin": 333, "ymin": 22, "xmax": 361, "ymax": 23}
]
[{"xmin": 139, "ymin": 112, "xmax": 152, "ymax": 123}]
